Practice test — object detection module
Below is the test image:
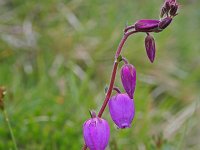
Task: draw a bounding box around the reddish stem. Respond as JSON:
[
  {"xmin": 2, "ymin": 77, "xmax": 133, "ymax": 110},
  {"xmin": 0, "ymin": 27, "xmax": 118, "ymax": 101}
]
[
  {"xmin": 98, "ymin": 30, "xmax": 137, "ymax": 118},
  {"xmin": 82, "ymin": 30, "xmax": 137, "ymax": 150}
]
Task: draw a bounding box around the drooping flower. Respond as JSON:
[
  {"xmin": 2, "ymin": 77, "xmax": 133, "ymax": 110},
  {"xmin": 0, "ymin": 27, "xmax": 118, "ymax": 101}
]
[
  {"xmin": 83, "ymin": 116, "xmax": 110, "ymax": 150},
  {"xmin": 145, "ymin": 34, "xmax": 156, "ymax": 63},
  {"xmin": 109, "ymin": 93, "xmax": 135, "ymax": 129},
  {"xmin": 121, "ymin": 64, "xmax": 136, "ymax": 99}
]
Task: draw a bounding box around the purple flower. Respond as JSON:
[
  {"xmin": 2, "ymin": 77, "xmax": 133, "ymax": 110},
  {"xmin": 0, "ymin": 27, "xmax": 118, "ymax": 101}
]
[
  {"xmin": 83, "ymin": 117, "xmax": 110, "ymax": 150},
  {"xmin": 121, "ymin": 64, "xmax": 136, "ymax": 99},
  {"xmin": 145, "ymin": 34, "xmax": 156, "ymax": 63},
  {"xmin": 109, "ymin": 93, "xmax": 135, "ymax": 129},
  {"xmin": 134, "ymin": 19, "xmax": 160, "ymax": 32}
]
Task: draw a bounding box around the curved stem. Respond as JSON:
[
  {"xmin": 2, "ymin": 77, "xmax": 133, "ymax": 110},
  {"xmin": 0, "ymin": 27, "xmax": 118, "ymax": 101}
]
[
  {"xmin": 82, "ymin": 30, "xmax": 137, "ymax": 150},
  {"xmin": 113, "ymin": 87, "xmax": 121, "ymax": 94},
  {"xmin": 122, "ymin": 57, "xmax": 129, "ymax": 64},
  {"xmin": 124, "ymin": 25, "xmax": 135, "ymax": 33}
]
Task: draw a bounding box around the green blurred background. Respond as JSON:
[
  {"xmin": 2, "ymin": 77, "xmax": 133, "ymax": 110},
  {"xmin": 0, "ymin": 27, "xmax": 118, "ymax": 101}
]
[{"xmin": 0, "ymin": 0, "xmax": 200, "ymax": 149}]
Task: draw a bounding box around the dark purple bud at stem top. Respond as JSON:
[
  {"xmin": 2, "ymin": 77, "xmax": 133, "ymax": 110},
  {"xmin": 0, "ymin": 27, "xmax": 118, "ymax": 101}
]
[
  {"xmin": 134, "ymin": 19, "xmax": 160, "ymax": 32},
  {"xmin": 109, "ymin": 93, "xmax": 135, "ymax": 129},
  {"xmin": 160, "ymin": 7, "xmax": 167, "ymax": 18},
  {"xmin": 145, "ymin": 34, "xmax": 156, "ymax": 63},
  {"xmin": 83, "ymin": 116, "xmax": 110, "ymax": 150},
  {"xmin": 165, "ymin": 1, "xmax": 171, "ymax": 11},
  {"xmin": 161, "ymin": 0, "xmax": 179, "ymax": 18},
  {"xmin": 169, "ymin": 4, "xmax": 178, "ymax": 16},
  {"xmin": 158, "ymin": 17, "xmax": 172, "ymax": 30},
  {"xmin": 121, "ymin": 64, "xmax": 136, "ymax": 99}
]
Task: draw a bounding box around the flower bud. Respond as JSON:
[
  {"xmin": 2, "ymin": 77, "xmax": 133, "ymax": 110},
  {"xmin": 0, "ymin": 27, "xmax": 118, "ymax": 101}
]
[
  {"xmin": 121, "ymin": 64, "xmax": 136, "ymax": 99},
  {"xmin": 160, "ymin": 0, "xmax": 179, "ymax": 19},
  {"xmin": 169, "ymin": 4, "xmax": 178, "ymax": 16},
  {"xmin": 109, "ymin": 93, "xmax": 135, "ymax": 129},
  {"xmin": 160, "ymin": 7, "xmax": 167, "ymax": 18},
  {"xmin": 83, "ymin": 117, "xmax": 110, "ymax": 150},
  {"xmin": 165, "ymin": 1, "xmax": 171, "ymax": 11},
  {"xmin": 145, "ymin": 34, "xmax": 156, "ymax": 63},
  {"xmin": 158, "ymin": 17, "xmax": 172, "ymax": 30},
  {"xmin": 134, "ymin": 19, "xmax": 160, "ymax": 32}
]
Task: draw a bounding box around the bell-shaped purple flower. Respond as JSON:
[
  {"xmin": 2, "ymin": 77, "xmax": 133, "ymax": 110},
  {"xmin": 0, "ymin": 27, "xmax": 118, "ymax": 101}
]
[
  {"xmin": 121, "ymin": 64, "xmax": 136, "ymax": 99},
  {"xmin": 83, "ymin": 117, "xmax": 110, "ymax": 150},
  {"xmin": 145, "ymin": 34, "xmax": 156, "ymax": 63},
  {"xmin": 109, "ymin": 93, "xmax": 135, "ymax": 129},
  {"xmin": 134, "ymin": 19, "xmax": 160, "ymax": 32}
]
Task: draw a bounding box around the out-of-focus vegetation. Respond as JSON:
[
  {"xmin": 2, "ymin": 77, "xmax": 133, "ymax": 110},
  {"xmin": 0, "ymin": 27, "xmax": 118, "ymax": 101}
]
[{"xmin": 0, "ymin": 0, "xmax": 200, "ymax": 149}]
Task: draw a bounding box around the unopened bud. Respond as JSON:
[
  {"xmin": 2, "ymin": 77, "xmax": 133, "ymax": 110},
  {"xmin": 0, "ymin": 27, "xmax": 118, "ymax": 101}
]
[
  {"xmin": 160, "ymin": 7, "xmax": 167, "ymax": 18},
  {"xmin": 170, "ymin": 4, "xmax": 178, "ymax": 16},
  {"xmin": 145, "ymin": 34, "xmax": 156, "ymax": 63},
  {"xmin": 158, "ymin": 17, "xmax": 172, "ymax": 30},
  {"xmin": 165, "ymin": 2, "xmax": 171, "ymax": 11},
  {"xmin": 135, "ymin": 19, "xmax": 160, "ymax": 32},
  {"xmin": 121, "ymin": 64, "xmax": 136, "ymax": 99}
]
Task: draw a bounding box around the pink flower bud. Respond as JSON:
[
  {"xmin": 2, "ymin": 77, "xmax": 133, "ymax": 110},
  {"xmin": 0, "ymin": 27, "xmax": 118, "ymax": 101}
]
[
  {"xmin": 134, "ymin": 19, "xmax": 160, "ymax": 32},
  {"xmin": 145, "ymin": 34, "xmax": 156, "ymax": 63},
  {"xmin": 121, "ymin": 64, "xmax": 136, "ymax": 99},
  {"xmin": 109, "ymin": 93, "xmax": 135, "ymax": 129},
  {"xmin": 83, "ymin": 117, "xmax": 110, "ymax": 150}
]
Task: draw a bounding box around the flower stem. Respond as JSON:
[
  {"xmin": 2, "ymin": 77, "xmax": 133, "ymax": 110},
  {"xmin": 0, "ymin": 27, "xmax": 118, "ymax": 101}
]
[
  {"xmin": 82, "ymin": 30, "xmax": 137, "ymax": 150},
  {"xmin": 3, "ymin": 109, "xmax": 18, "ymax": 150},
  {"xmin": 113, "ymin": 87, "xmax": 121, "ymax": 94},
  {"xmin": 122, "ymin": 57, "xmax": 129, "ymax": 64},
  {"xmin": 98, "ymin": 30, "xmax": 137, "ymax": 118}
]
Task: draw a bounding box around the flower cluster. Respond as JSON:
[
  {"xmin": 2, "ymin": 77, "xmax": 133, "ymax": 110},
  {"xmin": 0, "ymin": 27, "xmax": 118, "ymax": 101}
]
[
  {"xmin": 134, "ymin": 0, "xmax": 179, "ymax": 63},
  {"xmin": 83, "ymin": 63, "xmax": 136, "ymax": 149},
  {"xmin": 82, "ymin": 0, "xmax": 179, "ymax": 149}
]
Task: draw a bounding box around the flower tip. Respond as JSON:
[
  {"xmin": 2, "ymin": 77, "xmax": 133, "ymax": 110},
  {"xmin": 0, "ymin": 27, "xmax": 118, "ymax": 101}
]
[
  {"xmin": 120, "ymin": 123, "xmax": 131, "ymax": 129},
  {"xmin": 150, "ymin": 58, "xmax": 155, "ymax": 63}
]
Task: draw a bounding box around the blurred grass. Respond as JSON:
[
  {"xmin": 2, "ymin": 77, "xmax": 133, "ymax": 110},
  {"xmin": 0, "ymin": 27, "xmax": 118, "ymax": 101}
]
[{"xmin": 0, "ymin": 0, "xmax": 200, "ymax": 149}]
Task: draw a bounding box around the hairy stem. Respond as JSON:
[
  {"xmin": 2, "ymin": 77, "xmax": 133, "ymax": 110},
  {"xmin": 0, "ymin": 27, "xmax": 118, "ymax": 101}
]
[
  {"xmin": 3, "ymin": 109, "xmax": 18, "ymax": 150},
  {"xmin": 82, "ymin": 30, "xmax": 137, "ymax": 150}
]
